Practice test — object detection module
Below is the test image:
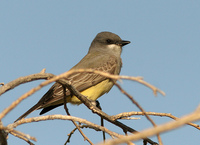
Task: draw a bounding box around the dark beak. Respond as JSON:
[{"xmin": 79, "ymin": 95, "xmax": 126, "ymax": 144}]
[{"xmin": 117, "ymin": 40, "xmax": 131, "ymax": 46}]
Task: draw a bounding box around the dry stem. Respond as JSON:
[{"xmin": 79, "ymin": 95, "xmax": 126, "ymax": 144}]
[{"xmin": 97, "ymin": 105, "xmax": 200, "ymax": 145}]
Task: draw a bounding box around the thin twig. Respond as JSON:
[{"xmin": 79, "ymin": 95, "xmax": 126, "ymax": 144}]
[
  {"xmin": 114, "ymin": 83, "xmax": 163, "ymax": 145},
  {"xmin": 0, "ymin": 69, "xmax": 165, "ymax": 97},
  {"xmin": 40, "ymin": 68, "xmax": 46, "ymax": 73},
  {"xmin": 112, "ymin": 111, "xmax": 200, "ymax": 130},
  {"xmin": 96, "ymin": 101, "xmax": 106, "ymax": 142},
  {"xmin": 0, "ymin": 126, "xmax": 36, "ymax": 144},
  {"xmin": 9, "ymin": 130, "xmax": 35, "ymax": 145},
  {"xmin": 62, "ymin": 85, "xmax": 94, "ymax": 145},
  {"xmin": 65, "ymin": 124, "xmax": 135, "ymax": 145},
  {"xmin": 65, "ymin": 126, "xmax": 78, "ymax": 145},
  {"xmin": 57, "ymin": 80, "xmax": 158, "ymax": 145},
  {"xmin": 97, "ymin": 105, "xmax": 200, "ymax": 145},
  {"xmin": 0, "ymin": 69, "xmax": 164, "ymax": 120},
  {"xmin": 0, "ymin": 72, "xmax": 54, "ymax": 96},
  {"xmin": 9, "ymin": 115, "xmax": 125, "ymax": 139},
  {"xmin": 65, "ymin": 125, "xmax": 113, "ymax": 145},
  {"xmin": 0, "ymin": 69, "xmax": 164, "ymax": 144}
]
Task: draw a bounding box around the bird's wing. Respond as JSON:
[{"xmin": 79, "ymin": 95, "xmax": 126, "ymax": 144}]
[
  {"xmin": 38, "ymin": 55, "xmax": 120, "ymax": 108},
  {"xmin": 15, "ymin": 55, "xmax": 121, "ymax": 122}
]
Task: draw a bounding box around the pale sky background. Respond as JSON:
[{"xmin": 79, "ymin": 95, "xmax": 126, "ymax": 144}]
[{"xmin": 1, "ymin": 1, "xmax": 200, "ymax": 145}]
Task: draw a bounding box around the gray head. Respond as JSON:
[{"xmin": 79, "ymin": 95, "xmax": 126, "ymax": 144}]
[{"xmin": 88, "ymin": 32, "xmax": 130, "ymax": 56}]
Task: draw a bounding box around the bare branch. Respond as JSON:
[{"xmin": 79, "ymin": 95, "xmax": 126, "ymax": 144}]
[
  {"xmin": 0, "ymin": 69, "xmax": 164, "ymax": 120},
  {"xmin": 65, "ymin": 125, "xmax": 115, "ymax": 145},
  {"xmin": 0, "ymin": 69, "xmax": 164, "ymax": 144},
  {"xmin": 112, "ymin": 111, "xmax": 200, "ymax": 130},
  {"xmin": 8, "ymin": 115, "xmax": 123, "ymax": 139},
  {"xmin": 56, "ymin": 79, "xmax": 158, "ymax": 145},
  {"xmin": 0, "ymin": 125, "xmax": 36, "ymax": 144},
  {"xmin": 97, "ymin": 105, "xmax": 200, "ymax": 145},
  {"xmin": 0, "ymin": 69, "xmax": 165, "ymax": 97},
  {"xmin": 114, "ymin": 83, "xmax": 163, "ymax": 145},
  {"xmin": 12, "ymin": 115, "xmax": 135, "ymax": 145},
  {"xmin": 62, "ymin": 85, "xmax": 94, "ymax": 145},
  {"xmin": 9, "ymin": 130, "xmax": 35, "ymax": 145},
  {"xmin": 0, "ymin": 72, "xmax": 54, "ymax": 96}
]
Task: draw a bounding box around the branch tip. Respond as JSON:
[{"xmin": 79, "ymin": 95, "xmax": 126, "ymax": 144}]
[
  {"xmin": 0, "ymin": 82, "xmax": 4, "ymax": 86},
  {"xmin": 40, "ymin": 68, "xmax": 46, "ymax": 73}
]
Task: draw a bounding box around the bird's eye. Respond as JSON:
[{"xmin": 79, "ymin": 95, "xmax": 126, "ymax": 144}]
[{"xmin": 106, "ymin": 39, "xmax": 112, "ymax": 44}]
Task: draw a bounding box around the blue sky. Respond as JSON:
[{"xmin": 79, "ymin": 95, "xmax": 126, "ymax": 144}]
[{"xmin": 1, "ymin": 1, "xmax": 200, "ymax": 145}]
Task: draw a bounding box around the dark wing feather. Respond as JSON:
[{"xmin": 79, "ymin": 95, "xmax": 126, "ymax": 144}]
[
  {"xmin": 15, "ymin": 54, "xmax": 121, "ymax": 121},
  {"xmin": 38, "ymin": 55, "xmax": 120, "ymax": 108}
]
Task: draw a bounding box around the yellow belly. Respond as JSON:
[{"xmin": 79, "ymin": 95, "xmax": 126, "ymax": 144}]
[{"xmin": 68, "ymin": 79, "xmax": 114, "ymax": 104}]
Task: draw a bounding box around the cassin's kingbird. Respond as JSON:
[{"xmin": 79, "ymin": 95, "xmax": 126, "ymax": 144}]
[{"xmin": 15, "ymin": 31, "xmax": 130, "ymax": 122}]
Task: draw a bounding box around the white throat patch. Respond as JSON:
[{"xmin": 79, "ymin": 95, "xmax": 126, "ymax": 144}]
[{"xmin": 107, "ymin": 44, "xmax": 122, "ymax": 56}]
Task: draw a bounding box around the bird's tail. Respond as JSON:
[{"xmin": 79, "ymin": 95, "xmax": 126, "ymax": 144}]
[{"xmin": 14, "ymin": 104, "xmax": 41, "ymax": 122}]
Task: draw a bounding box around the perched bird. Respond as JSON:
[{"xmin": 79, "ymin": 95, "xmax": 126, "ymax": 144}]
[{"xmin": 15, "ymin": 31, "xmax": 130, "ymax": 122}]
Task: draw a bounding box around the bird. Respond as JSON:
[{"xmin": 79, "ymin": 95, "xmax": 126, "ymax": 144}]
[{"xmin": 15, "ymin": 31, "xmax": 130, "ymax": 122}]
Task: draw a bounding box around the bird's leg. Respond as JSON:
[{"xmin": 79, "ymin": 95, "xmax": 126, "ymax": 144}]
[{"xmin": 95, "ymin": 100, "xmax": 106, "ymax": 142}]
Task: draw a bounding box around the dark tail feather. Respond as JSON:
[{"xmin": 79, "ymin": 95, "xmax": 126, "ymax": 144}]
[
  {"xmin": 15, "ymin": 104, "xmax": 41, "ymax": 122},
  {"xmin": 39, "ymin": 104, "xmax": 63, "ymax": 115}
]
